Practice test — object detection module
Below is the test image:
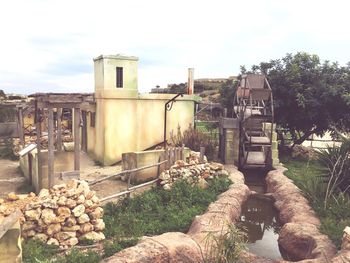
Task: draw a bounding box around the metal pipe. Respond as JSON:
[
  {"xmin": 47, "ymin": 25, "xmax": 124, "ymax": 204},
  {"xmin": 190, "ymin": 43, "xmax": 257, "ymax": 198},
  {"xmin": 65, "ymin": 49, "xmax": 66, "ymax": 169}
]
[{"xmin": 164, "ymin": 93, "xmax": 184, "ymax": 148}]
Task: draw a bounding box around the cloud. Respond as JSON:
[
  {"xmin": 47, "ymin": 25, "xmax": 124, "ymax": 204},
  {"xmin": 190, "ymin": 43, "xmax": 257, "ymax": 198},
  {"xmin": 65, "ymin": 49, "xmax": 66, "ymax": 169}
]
[{"xmin": 0, "ymin": 0, "xmax": 350, "ymax": 94}]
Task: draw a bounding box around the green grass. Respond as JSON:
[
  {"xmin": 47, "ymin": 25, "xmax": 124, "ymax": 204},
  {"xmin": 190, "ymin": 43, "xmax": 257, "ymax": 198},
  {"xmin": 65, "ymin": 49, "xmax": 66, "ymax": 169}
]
[
  {"xmin": 281, "ymin": 155, "xmax": 350, "ymax": 248},
  {"xmin": 103, "ymin": 176, "xmax": 232, "ymax": 239},
  {"xmin": 23, "ymin": 176, "xmax": 231, "ymax": 262}
]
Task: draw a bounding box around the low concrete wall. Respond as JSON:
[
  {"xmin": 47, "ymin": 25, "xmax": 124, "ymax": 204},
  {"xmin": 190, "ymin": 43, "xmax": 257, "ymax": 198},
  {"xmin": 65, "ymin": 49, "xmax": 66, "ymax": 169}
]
[
  {"xmin": 0, "ymin": 217, "xmax": 22, "ymax": 263},
  {"xmin": 20, "ymin": 150, "xmax": 82, "ymax": 193},
  {"xmin": 122, "ymin": 148, "xmax": 191, "ymax": 183}
]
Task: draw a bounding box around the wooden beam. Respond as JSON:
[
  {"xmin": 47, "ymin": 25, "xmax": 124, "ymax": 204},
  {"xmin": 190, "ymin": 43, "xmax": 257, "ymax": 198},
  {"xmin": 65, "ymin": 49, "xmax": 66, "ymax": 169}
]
[
  {"xmin": 48, "ymin": 107, "xmax": 55, "ymax": 188},
  {"xmin": 73, "ymin": 108, "xmax": 81, "ymax": 176},
  {"xmin": 81, "ymin": 111, "xmax": 87, "ymax": 152},
  {"xmin": 35, "ymin": 106, "xmax": 43, "ymax": 193},
  {"xmin": 17, "ymin": 107, "xmax": 24, "ymax": 146},
  {"xmin": 56, "ymin": 108, "xmax": 62, "ymax": 151}
]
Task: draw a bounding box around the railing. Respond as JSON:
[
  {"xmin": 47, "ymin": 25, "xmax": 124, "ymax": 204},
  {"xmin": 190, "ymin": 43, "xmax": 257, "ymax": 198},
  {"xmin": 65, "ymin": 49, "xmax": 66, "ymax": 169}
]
[{"xmin": 89, "ymin": 146, "xmax": 188, "ymax": 203}]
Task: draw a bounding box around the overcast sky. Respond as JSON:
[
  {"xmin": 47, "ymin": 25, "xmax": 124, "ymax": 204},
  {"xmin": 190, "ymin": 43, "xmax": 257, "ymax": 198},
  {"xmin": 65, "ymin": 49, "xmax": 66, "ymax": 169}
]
[{"xmin": 1, "ymin": 0, "xmax": 350, "ymax": 94}]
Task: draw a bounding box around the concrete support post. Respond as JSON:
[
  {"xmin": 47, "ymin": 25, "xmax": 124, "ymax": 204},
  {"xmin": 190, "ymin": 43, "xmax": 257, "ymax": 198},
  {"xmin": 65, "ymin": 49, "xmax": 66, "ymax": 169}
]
[{"xmin": 188, "ymin": 68, "xmax": 194, "ymax": 95}]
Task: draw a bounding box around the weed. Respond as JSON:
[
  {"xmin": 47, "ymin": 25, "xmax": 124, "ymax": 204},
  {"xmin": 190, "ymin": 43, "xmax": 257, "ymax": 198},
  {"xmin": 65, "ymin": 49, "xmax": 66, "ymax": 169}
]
[{"xmin": 204, "ymin": 224, "xmax": 246, "ymax": 263}]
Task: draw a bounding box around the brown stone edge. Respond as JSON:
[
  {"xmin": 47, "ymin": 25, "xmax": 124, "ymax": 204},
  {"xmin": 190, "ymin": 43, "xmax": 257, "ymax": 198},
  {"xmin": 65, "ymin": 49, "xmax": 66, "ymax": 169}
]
[
  {"xmin": 266, "ymin": 166, "xmax": 350, "ymax": 263},
  {"xmin": 101, "ymin": 165, "xmax": 251, "ymax": 263}
]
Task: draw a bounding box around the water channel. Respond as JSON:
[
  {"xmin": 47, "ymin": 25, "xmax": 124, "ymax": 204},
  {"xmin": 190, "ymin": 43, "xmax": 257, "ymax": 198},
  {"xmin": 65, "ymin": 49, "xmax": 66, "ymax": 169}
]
[{"xmin": 237, "ymin": 169, "xmax": 287, "ymax": 260}]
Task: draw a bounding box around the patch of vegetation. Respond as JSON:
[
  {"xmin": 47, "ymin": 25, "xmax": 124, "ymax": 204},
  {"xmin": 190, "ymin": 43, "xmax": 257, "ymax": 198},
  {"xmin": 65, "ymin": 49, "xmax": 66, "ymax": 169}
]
[
  {"xmin": 103, "ymin": 176, "xmax": 231, "ymax": 239},
  {"xmin": 170, "ymin": 124, "xmax": 218, "ymax": 161},
  {"xmin": 23, "ymin": 176, "xmax": 231, "ymax": 262},
  {"xmin": 22, "ymin": 239, "xmax": 60, "ymax": 263},
  {"xmin": 0, "ymin": 138, "xmax": 18, "ymax": 160},
  {"xmin": 204, "ymin": 224, "xmax": 246, "ymax": 263},
  {"xmin": 281, "ymin": 155, "xmax": 350, "ymax": 248}
]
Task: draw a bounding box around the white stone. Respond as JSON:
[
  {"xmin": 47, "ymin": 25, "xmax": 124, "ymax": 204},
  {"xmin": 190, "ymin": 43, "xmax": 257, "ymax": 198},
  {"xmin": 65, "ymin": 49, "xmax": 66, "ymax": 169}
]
[
  {"xmin": 72, "ymin": 204, "xmax": 85, "ymax": 217},
  {"xmin": 47, "ymin": 238, "xmax": 59, "ymax": 246},
  {"xmin": 77, "ymin": 214, "xmax": 90, "ymax": 224},
  {"xmin": 80, "ymin": 231, "xmax": 105, "ymax": 241},
  {"xmin": 41, "ymin": 208, "xmax": 56, "ymax": 225},
  {"xmin": 38, "ymin": 189, "xmax": 50, "ymax": 199}
]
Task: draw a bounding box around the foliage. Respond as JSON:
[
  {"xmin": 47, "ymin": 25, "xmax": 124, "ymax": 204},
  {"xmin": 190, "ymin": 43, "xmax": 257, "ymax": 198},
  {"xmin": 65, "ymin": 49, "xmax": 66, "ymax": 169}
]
[
  {"xmin": 204, "ymin": 224, "xmax": 246, "ymax": 263},
  {"xmin": 168, "ymin": 83, "xmax": 186, "ymax": 94},
  {"xmin": 219, "ymin": 80, "xmax": 238, "ymax": 117},
  {"xmin": 282, "ymin": 155, "xmax": 350, "ymax": 248},
  {"xmin": 22, "ymin": 239, "xmax": 60, "ymax": 263},
  {"xmin": 103, "ymin": 238, "xmax": 138, "ymax": 258},
  {"xmin": 0, "ymin": 106, "xmax": 16, "ymax": 122},
  {"xmin": 246, "ymin": 52, "xmax": 350, "ymax": 145},
  {"xmin": 23, "ymin": 176, "xmax": 231, "ymax": 261},
  {"xmin": 0, "ymin": 138, "xmax": 18, "ymax": 160},
  {"xmin": 170, "ymin": 124, "xmax": 218, "ymax": 161},
  {"xmin": 103, "ymin": 177, "xmax": 231, "ymax": 240},
  {"xmin": 59, "ymin": 249, "xmax": 101, "ymax": 263},
  {"xmin": 317, "ymin": 136, "xmax": 350, "ymax": 201}
]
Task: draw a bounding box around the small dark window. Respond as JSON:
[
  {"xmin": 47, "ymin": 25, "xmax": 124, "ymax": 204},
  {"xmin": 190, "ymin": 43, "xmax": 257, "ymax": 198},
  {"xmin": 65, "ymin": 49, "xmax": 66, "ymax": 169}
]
[
  {"xmin": 90, "ymin": 112, "xmax": 95, "ymax": 127},
  {"xmin": 116, "ymin": 67, "xmax": 123, "ymax": 88}
]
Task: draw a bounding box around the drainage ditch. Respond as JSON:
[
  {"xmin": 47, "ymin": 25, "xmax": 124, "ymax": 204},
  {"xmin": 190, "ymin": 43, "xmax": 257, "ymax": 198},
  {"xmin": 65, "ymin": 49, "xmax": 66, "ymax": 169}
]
[{"xmin": 238, "ymin": 169, "xmax": 289, "ymax": 260}]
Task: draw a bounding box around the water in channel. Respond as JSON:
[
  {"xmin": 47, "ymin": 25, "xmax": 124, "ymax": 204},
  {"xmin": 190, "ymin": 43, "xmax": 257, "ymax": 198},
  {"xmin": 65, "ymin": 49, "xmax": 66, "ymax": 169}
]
[{"xmin": 237, "ymin": 169, "xmax": 284, "ymax": 260}]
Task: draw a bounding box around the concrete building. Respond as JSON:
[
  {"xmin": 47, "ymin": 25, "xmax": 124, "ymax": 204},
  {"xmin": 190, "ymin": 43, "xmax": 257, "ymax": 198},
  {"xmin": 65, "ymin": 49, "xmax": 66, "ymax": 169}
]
[{"xmin": 85, "ymin": 55, "xmax": 196, "ymax": 165}]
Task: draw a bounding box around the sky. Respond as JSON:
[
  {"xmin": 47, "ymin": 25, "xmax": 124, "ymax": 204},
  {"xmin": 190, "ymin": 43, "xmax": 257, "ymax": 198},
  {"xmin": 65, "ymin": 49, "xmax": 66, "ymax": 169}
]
[{"xmin": 1, "ymin": 0, "xmax": 350, "ymax": 94}]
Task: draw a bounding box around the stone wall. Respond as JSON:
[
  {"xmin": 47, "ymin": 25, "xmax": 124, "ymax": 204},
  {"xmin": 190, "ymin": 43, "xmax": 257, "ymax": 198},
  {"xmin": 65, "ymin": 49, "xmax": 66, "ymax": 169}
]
[
  {"xmin": 266, "ymin": 167, "xmax": 337, "ymax": 261},
  {"xmin": 0, "ymin": 180, "xmax": 105, "ymax": 249}
]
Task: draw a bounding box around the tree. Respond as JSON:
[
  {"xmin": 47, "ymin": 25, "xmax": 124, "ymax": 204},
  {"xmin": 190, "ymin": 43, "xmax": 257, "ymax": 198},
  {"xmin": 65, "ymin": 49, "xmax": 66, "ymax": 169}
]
[
  {"xmin": 219, "ymin": 80, "xmax": 238, "ymax": 117},
  {"xmin": 245, "ymin": 52, "xmax": 350, "ymax": 145}
]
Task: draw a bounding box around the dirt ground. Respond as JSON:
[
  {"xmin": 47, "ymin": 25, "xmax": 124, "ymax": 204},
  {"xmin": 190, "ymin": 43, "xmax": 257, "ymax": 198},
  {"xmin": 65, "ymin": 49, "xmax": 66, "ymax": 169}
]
[
  {"xmin": 0, "ymin": 154, "xmax": 151, "ymax": 202},
  {"xmin": 0, "ymin": 159, "xmax": 30, "ymax": 198}
]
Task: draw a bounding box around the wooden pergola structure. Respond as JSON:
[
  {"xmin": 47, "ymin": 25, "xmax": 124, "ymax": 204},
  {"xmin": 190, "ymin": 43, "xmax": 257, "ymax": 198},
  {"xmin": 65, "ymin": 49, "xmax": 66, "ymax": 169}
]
[{"xmin": 27, "ymin": 93, "xmax": 94, "ymax": 189}]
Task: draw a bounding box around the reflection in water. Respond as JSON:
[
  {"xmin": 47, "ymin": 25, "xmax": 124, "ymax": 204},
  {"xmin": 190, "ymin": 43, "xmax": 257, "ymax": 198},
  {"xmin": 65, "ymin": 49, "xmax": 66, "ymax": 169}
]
[{"xmin": 238, "ymin": 195, "xmax": 282, "ymax": 260}]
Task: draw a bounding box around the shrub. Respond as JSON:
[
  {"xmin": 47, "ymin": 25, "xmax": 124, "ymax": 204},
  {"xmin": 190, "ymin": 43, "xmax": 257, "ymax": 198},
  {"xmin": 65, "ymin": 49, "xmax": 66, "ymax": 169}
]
[
  {"xmin": 170, "ymin": 124, "xmax": 218, "ymax": 161},
  {"xmin": 22, "ymin": 239, "xmax": 59, "ymax": 263}
]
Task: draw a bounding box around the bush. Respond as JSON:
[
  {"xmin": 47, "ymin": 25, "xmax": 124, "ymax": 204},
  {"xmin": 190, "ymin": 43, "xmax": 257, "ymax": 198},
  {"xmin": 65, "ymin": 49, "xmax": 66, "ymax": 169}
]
[
  {"xmin": 170, "ymin": 124, "xmax": 218, "ymax": 161},
  {"xmin": 22, "ymin": 239, "xmax": 59, "ymax": 263}
]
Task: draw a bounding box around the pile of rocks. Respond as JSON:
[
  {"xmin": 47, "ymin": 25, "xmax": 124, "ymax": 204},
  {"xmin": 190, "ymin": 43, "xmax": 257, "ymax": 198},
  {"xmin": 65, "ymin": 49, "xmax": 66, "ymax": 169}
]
[
  {"xmin": 159, "ymin": 158, "xmax": 228, "ymax": 190},
  {"xmin": 0, "ymin": 180, "xmax": 105, "ymax": 249}
]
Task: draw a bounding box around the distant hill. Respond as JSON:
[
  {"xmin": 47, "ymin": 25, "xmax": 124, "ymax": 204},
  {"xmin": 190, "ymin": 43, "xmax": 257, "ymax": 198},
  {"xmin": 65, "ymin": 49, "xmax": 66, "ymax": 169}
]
[{"xmin": 150, "ymin": 76, "xmax": 237, "ymax": 104}]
